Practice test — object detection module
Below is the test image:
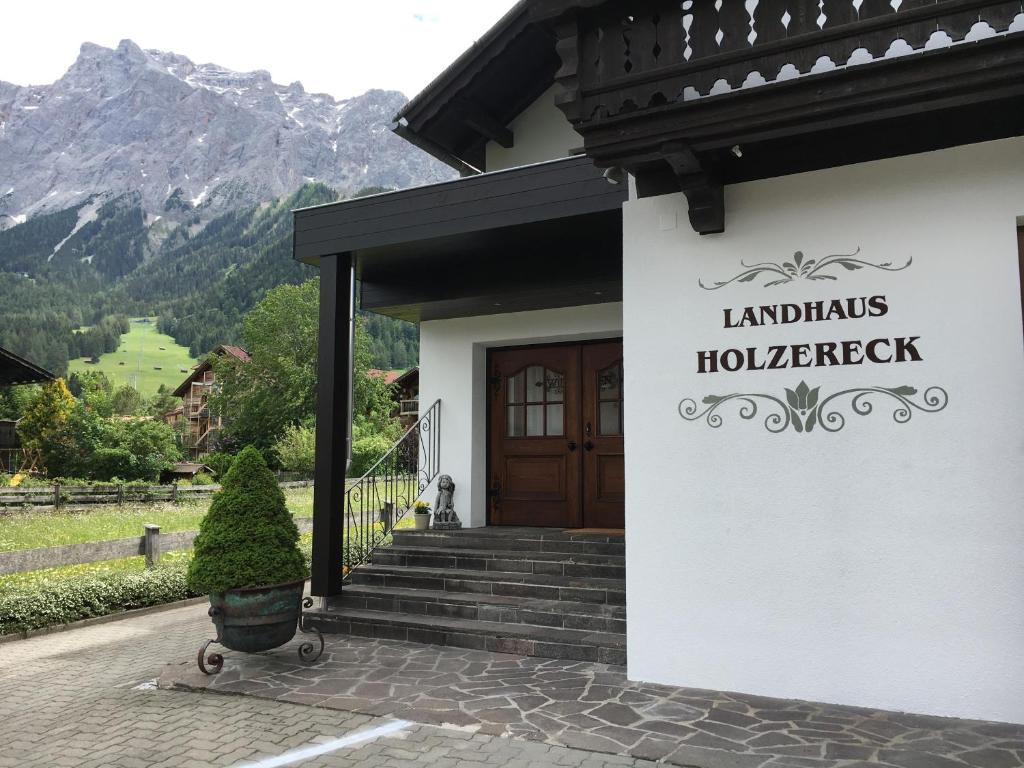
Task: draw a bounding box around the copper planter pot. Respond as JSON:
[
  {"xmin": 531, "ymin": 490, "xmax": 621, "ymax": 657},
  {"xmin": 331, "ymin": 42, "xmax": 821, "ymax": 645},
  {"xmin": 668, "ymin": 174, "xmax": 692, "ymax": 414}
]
[{"xmin": 197, "ymin": 580, "xmax": 323, "ymax": 673}]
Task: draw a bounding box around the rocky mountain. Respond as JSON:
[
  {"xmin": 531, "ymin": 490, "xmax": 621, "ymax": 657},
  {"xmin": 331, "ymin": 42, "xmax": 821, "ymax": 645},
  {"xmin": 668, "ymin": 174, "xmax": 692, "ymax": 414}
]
[
  {"xmin": 0, "ymin": 41, "xmax": 448, "ymax": 377},
  {"xmin": 0, "ymin": 39, "xmax": 450, "ymax": 229}
]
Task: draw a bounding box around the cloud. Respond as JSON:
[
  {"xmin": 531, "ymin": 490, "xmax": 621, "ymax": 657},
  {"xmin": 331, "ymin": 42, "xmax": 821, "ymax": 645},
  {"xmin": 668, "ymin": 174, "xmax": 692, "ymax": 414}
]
[{"xmin": 413, "ymin": 13, "xmax": 441, "ymax": 22}]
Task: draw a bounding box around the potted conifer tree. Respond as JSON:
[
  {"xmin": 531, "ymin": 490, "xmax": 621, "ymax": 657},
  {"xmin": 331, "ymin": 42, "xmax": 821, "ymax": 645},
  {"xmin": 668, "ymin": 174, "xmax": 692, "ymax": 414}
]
[{"xmin": 187, "ymin": 446, "xmax": 322, "ymax": 673}]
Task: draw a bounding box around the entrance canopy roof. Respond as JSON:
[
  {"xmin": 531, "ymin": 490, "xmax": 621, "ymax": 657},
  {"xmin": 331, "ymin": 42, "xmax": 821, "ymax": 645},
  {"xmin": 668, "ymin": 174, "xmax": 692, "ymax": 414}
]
[
  {"xmin": 0, "ymin": 346, "xmax": 54, "ymax": 387},
  {"xmin": 293, "ymin": 157, "xmax": 627, "ymax": 323}
]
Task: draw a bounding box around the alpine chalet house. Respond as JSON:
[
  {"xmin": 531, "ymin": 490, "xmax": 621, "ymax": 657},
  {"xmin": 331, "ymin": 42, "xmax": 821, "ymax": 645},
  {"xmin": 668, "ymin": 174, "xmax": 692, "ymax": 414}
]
[
  {"xmin": 295, "ymin": 0, "xmax": 1024, "ymax": 725},
  {"xmin": 0, "ymin": 345, "xmax": 53, "ymax": 472},
  {"xmin": 169, "ymin": 344, "xmax": 250, "ymax": 459}
]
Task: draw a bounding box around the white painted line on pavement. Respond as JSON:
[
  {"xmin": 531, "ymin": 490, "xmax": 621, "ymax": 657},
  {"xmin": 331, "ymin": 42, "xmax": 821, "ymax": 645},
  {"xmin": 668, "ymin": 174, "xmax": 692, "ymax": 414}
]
[{"xmin": 232, "ymin": 719, "xmax": 411, "ymax": 768}]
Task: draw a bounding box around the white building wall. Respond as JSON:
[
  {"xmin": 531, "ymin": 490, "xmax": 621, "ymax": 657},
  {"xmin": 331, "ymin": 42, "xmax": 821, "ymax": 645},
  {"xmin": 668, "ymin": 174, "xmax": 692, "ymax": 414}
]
[
  {"xmin": 419, "ymin": 303, "xmax": 623, "ymax": 528},
  {"xmin": 622, "ymin": 137, "xmax": 1024, "ymax": 723},
  {"xmin": 485, "ymin": 85, "xmax": 581, "ymax": 172}
]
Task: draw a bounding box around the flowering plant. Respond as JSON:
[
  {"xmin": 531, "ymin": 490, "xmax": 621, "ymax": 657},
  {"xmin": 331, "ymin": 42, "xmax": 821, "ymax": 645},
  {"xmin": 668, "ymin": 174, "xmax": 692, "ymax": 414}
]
[{"xmin": 413, "ymin": 500, "xmax": 431, "ymax": 513}]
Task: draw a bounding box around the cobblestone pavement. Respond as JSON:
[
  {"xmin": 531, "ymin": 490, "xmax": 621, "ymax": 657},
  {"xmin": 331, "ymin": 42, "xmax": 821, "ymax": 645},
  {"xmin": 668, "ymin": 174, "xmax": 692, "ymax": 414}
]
[
  {"xmin": 162, "ymin": 629, "xmax": 1024, "ymax": 768},
  {"xmin": 0, "ymin": 603, "xmax": 656, "ymax": 768}
]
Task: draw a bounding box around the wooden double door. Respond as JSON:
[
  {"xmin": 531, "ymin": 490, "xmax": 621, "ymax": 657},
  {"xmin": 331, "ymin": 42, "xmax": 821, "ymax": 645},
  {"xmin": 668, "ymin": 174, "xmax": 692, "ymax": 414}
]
[{"xmin": 488, "ymin": 341, "xmax": 624, "ymax": 528}]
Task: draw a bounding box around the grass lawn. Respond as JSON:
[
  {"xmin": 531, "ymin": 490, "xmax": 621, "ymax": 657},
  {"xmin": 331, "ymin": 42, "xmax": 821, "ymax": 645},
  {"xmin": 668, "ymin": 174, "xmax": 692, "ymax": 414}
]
[
  {"xmin": 0, "ymin": 487, "xmax": 314, "ymax": 552},
  {"xmin": 0, "ymin": 479, "xmax": 424, "ymax": 592},
  {"xmin": 68, "ymin": 317, "xmax": 197, "ymax": 397}
]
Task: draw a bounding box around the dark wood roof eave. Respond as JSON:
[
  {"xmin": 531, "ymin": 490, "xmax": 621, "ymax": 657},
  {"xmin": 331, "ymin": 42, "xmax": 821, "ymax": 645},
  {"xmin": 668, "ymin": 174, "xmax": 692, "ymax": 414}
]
[
  {"xmin": 291, "ymin": 156, "xmax": 626, "ymax": 324},
  {"xmin": 394, "ymin": 1, "xmax": 532, "ymax": 128},
  {"xmin": 0, "ymin": 346, "xmax": 55, "ymax": 387},
  {"xmin": 390, "ymin": 2, "xmax": 561, "ymax": 171},
  {"xmin": 292, "ymin": 156, "xmax": 626, "ymax": 264}
]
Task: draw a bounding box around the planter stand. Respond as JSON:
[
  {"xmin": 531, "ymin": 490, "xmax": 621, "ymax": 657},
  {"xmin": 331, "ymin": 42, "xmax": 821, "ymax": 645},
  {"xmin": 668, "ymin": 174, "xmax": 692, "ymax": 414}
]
[{"xmin": 197, "ymin": 596, "xmax": 324, "ymax": 674}]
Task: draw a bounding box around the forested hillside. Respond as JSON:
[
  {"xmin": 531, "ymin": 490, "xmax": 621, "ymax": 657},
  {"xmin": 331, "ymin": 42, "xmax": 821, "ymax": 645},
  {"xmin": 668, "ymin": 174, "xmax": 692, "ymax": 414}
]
[{"xmin": 0, "ymin": 184, "xmax": 419, "ymax": 374}]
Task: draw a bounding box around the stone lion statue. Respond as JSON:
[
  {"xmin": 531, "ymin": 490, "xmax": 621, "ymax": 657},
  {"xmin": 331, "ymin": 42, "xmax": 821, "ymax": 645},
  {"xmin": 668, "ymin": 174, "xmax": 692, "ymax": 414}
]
[{"xmin": 432, "ymin": 474, "xmax": 461, "ymax": 529}]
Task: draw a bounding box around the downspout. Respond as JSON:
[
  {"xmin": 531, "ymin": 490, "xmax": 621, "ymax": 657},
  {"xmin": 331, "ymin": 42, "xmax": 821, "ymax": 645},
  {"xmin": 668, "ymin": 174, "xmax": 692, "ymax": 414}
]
[
  {"xmin": 392, "ymin": 120, "xmax": 482, "ymax": 178},
  {"xmin": 345, "ymin": 260, "xmax": 356, "ymax": 474}
]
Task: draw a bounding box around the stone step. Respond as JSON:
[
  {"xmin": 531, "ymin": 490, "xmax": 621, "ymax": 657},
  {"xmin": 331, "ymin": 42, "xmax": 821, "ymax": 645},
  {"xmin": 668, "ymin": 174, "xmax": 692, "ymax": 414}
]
[
  {"xmin": 391, "ymin": 530, "xmax": 625, "ymax": 556},
  {"xmin": 338, "ymin": 585, "xmax": 627, "ymax": 634},
  {"xmin": 371, "ymin": 546, "xmax": 626, "ymax": 579},
  {"xmin": 348, "ymin": 564, "xmax": 626, "ymax": 605},
  {"xmin": 305, "ymin": 607, "xmax": 626, "ymax": 665}
]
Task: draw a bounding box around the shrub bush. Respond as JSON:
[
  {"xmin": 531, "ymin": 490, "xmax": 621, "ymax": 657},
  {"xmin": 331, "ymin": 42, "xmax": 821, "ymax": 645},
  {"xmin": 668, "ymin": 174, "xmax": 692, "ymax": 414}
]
[
  {"xmin": 186, "ymin": 446, "xmax": 307, "ymax": 594},
  {"xmin": 0, "ymin": 563, "xmax": 196, "ymax": 636},
  {"xmin": 273, "ymin": 424, "xmax": 316, "ymax": 475},
  {"xmin": 90, "ymin": 447, "xmax": 136, "ymax": 481},
  {"xmin": 350, "ymin": 432, "xmax": 394, "ymax": 477},
  {"xmin": 204, "ymin": 451, "xmax": 236, "ymax": 479},
  {"xmin": 29, "ymin": 401, "xmax": 181, "ymax": 482},
  {"xmin": 192, "ymin": 472, "xmax": 215, "ymax": 486}
]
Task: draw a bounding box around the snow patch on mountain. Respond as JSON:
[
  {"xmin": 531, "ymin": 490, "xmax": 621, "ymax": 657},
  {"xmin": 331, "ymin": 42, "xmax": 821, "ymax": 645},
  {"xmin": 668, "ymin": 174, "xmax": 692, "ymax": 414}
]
[{"xmin": 49, "ymin": 196, "xmax": 104, "ymax": 261}]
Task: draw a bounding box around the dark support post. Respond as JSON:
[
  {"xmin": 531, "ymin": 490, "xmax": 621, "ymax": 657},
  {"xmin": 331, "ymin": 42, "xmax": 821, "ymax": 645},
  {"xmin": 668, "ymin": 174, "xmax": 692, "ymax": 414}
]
[{"xmin": 312, "ymin": 253, "xmax": 354, "ymax": 600}]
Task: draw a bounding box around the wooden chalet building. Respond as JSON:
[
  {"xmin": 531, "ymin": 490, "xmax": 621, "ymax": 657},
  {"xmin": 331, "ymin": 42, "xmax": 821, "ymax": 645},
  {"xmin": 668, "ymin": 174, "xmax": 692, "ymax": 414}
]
[
  {"xmin": 168, "ymin": 345, "xmax": 250, "ymax": 459},
  {"xmin": 392, "ymin": 367, "xmax": 420, "ymax": 428},
  {"xmin": 0, "ymin": 345, "xmax": 54, "ymax": 473},
  {"xmin": 296, "ymin": 0, "xmax": 1024, "ymax": 724}
]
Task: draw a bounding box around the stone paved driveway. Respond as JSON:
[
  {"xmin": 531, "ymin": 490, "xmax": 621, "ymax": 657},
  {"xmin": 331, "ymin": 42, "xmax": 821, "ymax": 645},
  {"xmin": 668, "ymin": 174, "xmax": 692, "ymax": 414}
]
[
  {"xmin": 0, "ymin": 603, "xmax": 654, "ymax": 768},
  {"xmin": 161, "ymin": 626, "xmax": 1024, "ymax": 768}
]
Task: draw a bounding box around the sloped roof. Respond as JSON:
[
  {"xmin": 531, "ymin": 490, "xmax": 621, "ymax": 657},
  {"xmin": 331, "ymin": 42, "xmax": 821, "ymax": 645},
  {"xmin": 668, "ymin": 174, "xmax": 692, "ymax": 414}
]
[
  {"xmin": 166, "ymin": 462, "xmax": 213, "ymax": 477},
  {"xmin": 218, "ymin": 345, "xmax": 251, "ymax": 363},
  {"xmin": 367, "ymin": 369, "xmax": 402, "ymax": 385},
  {"xmin": 393, "ymin": 367, "xmax": 419, "ymax": 387},
  {"xmin": 172, "ymin": 344, "xmax": 250, "ymax": 397},
  {"xmin": 0, "ymin": 345, "xmax": 54, "ymax": 387},
  {"xmin": 393, "ymin": 1, "xmax": 561, "ymax": 173}
]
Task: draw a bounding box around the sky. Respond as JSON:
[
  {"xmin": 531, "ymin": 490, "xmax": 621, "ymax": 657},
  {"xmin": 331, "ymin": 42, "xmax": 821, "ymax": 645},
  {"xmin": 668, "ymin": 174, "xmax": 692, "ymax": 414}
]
[{"xmin": 0, "ymin": 1, "xmax": 519, "ymax": 100}]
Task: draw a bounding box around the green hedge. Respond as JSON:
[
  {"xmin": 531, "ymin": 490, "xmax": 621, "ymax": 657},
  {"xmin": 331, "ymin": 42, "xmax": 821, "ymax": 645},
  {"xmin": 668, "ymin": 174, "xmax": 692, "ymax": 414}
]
[{"xmin": 0, "ymin": 562, "xmax": 198, "ymax": 636}]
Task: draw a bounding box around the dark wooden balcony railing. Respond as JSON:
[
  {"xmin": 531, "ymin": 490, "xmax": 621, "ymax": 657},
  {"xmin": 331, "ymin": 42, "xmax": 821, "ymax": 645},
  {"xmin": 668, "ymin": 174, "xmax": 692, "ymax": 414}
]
[
  {"xmin": 534, "ymin": 0, "xmax": 1024, "ymax": 233},
  {"xmin": 541, "ymin": 0, "xmax": 1022, "ymax": 117}
]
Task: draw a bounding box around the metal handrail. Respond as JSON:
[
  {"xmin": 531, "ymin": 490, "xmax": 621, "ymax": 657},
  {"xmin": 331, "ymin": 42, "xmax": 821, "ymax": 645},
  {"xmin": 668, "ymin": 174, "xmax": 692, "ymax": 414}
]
[{"xmin": 342, "ymin": 399, "xmax": 440, "ymax": 577}]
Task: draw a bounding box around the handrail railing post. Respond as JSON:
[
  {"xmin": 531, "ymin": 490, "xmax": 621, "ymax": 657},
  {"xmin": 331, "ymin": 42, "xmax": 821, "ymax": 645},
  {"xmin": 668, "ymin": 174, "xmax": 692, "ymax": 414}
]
[{"xmin": 341, "ymin": 399, "xmax": 441, "ymax": 579}]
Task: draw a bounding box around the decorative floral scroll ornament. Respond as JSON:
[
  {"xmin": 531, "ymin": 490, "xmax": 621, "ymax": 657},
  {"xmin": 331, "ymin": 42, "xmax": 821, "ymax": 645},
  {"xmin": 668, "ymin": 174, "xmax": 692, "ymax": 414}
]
[
  {"xmin": 699, "ymin": 249, "xmax": 912, "ymax": 290},
  {"xmin": 678, "ymin": 381, "xmax": 948, "ymax": 433}
]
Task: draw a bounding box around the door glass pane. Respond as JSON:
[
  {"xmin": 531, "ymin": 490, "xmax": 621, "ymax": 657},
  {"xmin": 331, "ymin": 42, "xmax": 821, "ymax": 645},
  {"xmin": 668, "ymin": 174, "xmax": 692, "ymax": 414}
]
[
  {"xmin": 526, "ymin": 365, "xmax": 545, "ymax": 402},
  {"xmin": 546, "ymin": 404, "xmax": 564, "ymax": 436},
  {"xmin": 507, "ymin": 371, "xmax": 524, "ymax": 404},
  {"xmin": 599, "ymin": 401, "xmax": 621, "ymax": 436},
  {"xmin": 546, "ymin": 369, "xmax": 564, "ymax": 402},
  {"xmin": 507, "ymin": 405, "xmax": 524, "ymax": 437},
  {"xmin": 526, "ymin": 404, "xmax": 544, "ymax": 436},
  {"xmin": 598, "ymin": 363, "xmax": 620, "ymax": 399}
]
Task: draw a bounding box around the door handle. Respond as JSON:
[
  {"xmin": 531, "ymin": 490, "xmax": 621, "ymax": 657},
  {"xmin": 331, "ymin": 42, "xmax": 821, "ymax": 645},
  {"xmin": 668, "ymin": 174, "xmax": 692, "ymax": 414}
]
[
  {"xmin": 567, "ymin": 441, "xmax": 578, "ymax": 451},
  {"xmin": 584, "ymin": 440, "xmax": 594, "ymax": 451}
]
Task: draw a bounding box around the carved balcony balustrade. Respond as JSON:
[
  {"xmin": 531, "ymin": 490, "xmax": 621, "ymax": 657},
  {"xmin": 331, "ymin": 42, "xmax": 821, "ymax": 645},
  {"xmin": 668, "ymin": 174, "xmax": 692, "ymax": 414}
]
[{"xmin": 533, "ymin": 0, "xmax": 1024, "ymax": 233}]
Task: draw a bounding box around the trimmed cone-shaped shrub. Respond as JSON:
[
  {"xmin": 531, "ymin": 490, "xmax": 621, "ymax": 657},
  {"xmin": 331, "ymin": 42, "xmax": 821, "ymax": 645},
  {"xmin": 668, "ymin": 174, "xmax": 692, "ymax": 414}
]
[{"xmin": 187, "ymin": 446, "xmax": 308, "ymax": 594}]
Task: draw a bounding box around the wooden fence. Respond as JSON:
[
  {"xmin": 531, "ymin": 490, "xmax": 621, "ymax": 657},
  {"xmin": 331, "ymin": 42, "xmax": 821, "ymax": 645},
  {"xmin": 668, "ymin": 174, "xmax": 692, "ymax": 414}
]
[
  {"xmin": 0, "ymin": 480, "xmax": 313, "ymax": 511},
  {"xmin": 0, "ymin": 518, "xmax": 315, "ymax": 576}
]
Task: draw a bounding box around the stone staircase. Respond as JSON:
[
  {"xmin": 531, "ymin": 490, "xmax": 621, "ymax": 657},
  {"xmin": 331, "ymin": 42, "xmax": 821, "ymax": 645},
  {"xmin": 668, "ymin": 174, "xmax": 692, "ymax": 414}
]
[{"xmin": 306, "ymin": 527, "xmax": 626, "ymax": 665}]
